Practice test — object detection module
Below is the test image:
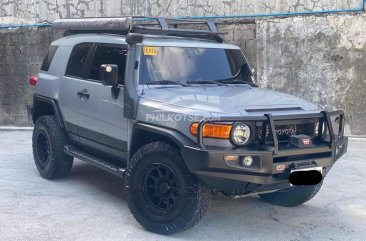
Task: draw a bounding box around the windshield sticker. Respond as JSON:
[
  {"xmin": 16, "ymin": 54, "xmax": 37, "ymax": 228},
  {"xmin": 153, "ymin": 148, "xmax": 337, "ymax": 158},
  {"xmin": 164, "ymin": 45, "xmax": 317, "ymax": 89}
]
[{"xmin": 143, "ymin": 46, "xmax": 157, "ymax": 56}]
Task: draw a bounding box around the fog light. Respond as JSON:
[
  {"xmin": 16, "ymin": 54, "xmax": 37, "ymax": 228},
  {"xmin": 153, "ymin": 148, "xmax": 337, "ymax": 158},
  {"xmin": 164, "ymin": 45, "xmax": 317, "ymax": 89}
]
[
  {"xmin": 241, "ymin": 156, "xmax": 253, "ymax": 167},
  {"xmin": 224, "ymin": 155, "xmax": 239, "ymax": 162}
]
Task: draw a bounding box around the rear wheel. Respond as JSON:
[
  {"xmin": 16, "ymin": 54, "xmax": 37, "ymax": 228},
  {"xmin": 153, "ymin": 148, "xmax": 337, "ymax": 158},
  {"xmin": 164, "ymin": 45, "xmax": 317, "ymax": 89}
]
[
  {"xmin": 32, "ymin": 115, "xmax": 73, "ymax": 179},
  {"xmin": 259, "ymin": 183, "xmax": 322, "ymax": 207},
  {"xmin": 125, "ymin": 142, "xmax": 211, "ymax": 234}
]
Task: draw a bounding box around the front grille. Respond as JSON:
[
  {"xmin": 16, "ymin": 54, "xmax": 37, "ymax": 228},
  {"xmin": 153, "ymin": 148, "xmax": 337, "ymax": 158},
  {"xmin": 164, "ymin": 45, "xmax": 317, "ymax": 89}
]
[{"xmin": 255, "ymin": 120, "xmax": 316, "ymax": 144}]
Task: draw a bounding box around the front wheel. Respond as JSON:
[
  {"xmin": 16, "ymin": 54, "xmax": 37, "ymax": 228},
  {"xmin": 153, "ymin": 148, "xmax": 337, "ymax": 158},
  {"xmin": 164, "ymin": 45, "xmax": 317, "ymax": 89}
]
[
  {"xmin": 259, "ymin": 183, "xmax": 322, "ymax": 207},
  {"xmin": 125, "ymin": 142, "xmax": 211, "ymax": 234}
]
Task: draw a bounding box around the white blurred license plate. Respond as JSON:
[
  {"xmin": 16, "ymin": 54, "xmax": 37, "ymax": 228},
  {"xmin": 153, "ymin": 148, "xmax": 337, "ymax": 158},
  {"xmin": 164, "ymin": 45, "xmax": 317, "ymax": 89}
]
[{"xmin": 290, "ymin": 166, "xmax": 323, "ymax": 186}]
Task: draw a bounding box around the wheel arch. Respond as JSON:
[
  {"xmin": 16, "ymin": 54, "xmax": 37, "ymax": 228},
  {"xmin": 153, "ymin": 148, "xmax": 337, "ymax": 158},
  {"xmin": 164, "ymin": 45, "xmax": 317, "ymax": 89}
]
[
  {"xmin": 32, "ymin": 94, "xmax": 65, "ymax": 128},
  {"xmin": 129, "ymin": 122, "xmax": 196, "ymax": 158}
]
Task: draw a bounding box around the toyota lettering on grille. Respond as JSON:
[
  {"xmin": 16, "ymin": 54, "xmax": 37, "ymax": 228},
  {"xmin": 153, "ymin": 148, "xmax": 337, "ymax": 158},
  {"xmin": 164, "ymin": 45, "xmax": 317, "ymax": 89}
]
[{"xmin": 275, "ymin": 128, "xmax": 297, "ymax": 136}]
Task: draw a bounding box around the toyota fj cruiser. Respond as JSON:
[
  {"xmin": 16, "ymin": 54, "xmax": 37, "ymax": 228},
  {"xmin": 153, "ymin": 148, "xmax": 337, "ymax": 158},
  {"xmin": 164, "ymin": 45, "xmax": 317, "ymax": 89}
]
[{"xmin": 30, "ymin": 17, "xmax": 348, "ymax": 234}]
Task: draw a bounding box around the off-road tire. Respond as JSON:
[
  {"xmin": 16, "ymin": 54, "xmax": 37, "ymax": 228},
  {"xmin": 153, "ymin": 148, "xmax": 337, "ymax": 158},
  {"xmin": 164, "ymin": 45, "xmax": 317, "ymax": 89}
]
[
  {"xmin": 32, "ymin": 115, "xmax": 73, "ymax": 179},
  {"xmin": 125, "ymin": 142, "xmax": 211, "ymax": 234},
  {"xmin": 259, "ymin": 183, "xmax": 322, "ymax": 207}
]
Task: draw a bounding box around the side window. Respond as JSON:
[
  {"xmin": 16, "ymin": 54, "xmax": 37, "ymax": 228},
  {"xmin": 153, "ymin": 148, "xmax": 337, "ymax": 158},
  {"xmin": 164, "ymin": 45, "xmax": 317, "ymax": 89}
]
[
  {"xmin": 40, "ymin": 45, "xmax": 58, "ymax": 71},
  {"xmin": 88, "ymin": 45, "xmax": 127, "ymax": 84},
  {"xmin": 65, "ymin": 43, "xmax": 92, "ymax": 78}
]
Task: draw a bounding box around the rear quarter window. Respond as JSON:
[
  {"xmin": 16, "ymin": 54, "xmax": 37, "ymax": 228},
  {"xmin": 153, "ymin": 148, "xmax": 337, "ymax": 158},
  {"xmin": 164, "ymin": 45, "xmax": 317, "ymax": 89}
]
[
  {"xmin": 40, "ymin": 45, "xmax": 58, "ymax": 71},
  {"xmin": 65, "ymin": 43, "xmax": 92, "ymax": 78}
]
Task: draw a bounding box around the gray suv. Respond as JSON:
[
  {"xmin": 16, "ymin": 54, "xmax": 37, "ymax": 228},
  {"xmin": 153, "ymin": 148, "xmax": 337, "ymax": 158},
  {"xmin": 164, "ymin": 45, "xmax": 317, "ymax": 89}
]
[{"xmin": 30, "ymin": 17, "xmax": 348, "ymax": 234}]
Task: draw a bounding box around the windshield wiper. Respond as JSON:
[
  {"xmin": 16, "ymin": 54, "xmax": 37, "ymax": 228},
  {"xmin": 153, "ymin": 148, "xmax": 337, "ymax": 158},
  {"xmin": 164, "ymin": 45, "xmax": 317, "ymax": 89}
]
[
  {"xmin": 216, "ymin": 79, "xmax": 258, "ymax": 87},
  {"xmin": 146, "ymin": 80, "xmax": 189, "ymax": 87},
  {"xmin": 186, "ymin": 64, "xmax": 257, "ymax": 87},
  {"xmin": 214, "ymin": 63, "xmax": 258, "ymax": 87},
  {"xmin": 187, "ymin": 80, "xmax": 227, "ymax": 86}
]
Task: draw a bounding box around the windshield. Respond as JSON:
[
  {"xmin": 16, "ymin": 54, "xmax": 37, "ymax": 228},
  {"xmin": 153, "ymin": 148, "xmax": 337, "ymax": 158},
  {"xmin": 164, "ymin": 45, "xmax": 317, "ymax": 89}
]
[{"xmin": 139, "ymin": 46, "xmax": 252, "ymax": 84}]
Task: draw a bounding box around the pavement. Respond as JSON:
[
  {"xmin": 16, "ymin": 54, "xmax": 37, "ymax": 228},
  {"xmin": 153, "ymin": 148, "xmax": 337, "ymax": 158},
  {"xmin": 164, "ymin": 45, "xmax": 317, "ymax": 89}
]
[{"xmin": 0, "ymin": 131, "xmax": 365, "ymax": 241}]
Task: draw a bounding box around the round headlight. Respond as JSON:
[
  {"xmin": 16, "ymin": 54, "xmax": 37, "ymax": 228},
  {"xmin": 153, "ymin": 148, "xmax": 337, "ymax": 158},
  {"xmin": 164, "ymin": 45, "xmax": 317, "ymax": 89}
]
[
  {"xmin": 231, "ymin": 123, "xmax": 252, "ymax": 146},
  {"xmin": 315, "ymin": 121, "xmax": 327, "ymax": 137},
  {"xmin": 315, "ymin": 121, "xmax": 320, "ymax": 136},
  {"xmin": 322, "ymin": 122, "xmax": 330, "ymax": 140}
]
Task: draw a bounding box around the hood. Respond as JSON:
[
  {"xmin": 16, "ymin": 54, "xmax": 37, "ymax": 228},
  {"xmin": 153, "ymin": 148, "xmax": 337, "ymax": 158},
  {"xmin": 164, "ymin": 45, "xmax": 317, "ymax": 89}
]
[{"xmin": 140, "ymin": 86, "xmax": 320, "ymax": 116}]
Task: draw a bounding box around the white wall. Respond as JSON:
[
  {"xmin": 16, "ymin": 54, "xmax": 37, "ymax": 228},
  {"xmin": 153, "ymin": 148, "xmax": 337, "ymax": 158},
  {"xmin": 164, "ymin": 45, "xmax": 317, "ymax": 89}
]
[{"xmin": 0, "ymin": 0, "xmax": 361, "ymax": 24}]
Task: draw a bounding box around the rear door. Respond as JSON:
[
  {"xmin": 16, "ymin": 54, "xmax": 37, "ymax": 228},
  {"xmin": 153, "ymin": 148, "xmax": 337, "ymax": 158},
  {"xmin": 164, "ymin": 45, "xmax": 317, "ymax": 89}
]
[{"xmin": 76, "ymin": 44, "xmax": 129, "ymax": 159}]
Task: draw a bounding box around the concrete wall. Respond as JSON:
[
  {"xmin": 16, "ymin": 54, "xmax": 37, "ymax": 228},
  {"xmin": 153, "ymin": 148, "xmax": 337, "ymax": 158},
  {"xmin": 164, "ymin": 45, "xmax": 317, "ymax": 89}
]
[
  {"xmin": 0, "ymin": 0, "xmax": 362, "ymax": 24},
  {"xmin": 257, "ymin": 13, "xmax": 366, "ymax": 135},
  {"xmin": 0, "ymin": 28, "xmax": 62, "ymax": 125}
]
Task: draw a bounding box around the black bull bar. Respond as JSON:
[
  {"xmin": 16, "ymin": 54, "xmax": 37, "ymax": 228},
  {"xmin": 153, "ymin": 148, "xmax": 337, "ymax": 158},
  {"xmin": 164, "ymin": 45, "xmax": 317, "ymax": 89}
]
[{"xmin": 196, "ymin": 110, "xmax": 346, "ymax": 152}]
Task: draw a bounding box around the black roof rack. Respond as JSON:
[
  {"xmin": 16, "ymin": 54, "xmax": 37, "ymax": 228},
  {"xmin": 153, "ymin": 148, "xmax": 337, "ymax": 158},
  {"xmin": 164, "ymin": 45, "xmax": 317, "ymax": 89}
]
[{"xmin": 52, "ymin": 16, "xmax": 225, "ymax": 42}]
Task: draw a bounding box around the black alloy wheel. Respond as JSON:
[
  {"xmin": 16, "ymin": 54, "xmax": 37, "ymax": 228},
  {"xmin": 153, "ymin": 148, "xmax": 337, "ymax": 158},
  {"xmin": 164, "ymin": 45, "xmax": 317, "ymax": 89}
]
[{"xmin": 142, "ymin": 163, "xmax": 181, "ymax": 215}]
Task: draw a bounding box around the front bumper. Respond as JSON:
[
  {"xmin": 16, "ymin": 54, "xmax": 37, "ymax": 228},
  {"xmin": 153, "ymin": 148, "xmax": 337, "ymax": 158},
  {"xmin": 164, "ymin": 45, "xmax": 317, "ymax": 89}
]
[{"xmin": 180, "ymin": 111, "xmax": 348, "ymax": 194}]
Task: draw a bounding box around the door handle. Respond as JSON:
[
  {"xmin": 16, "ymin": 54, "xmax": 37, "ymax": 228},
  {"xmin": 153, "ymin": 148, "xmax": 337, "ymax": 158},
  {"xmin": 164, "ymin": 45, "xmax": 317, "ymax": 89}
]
[{"xmin": 77, "ymin": 89, "xmax": 90, "ymax": 99}]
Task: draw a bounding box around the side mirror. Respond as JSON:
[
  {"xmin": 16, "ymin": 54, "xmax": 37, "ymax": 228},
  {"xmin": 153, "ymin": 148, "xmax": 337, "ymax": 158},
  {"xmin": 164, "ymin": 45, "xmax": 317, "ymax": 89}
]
[{"xmin": 100, "ymin": 64, "xmax": 118, "ymax": 87}]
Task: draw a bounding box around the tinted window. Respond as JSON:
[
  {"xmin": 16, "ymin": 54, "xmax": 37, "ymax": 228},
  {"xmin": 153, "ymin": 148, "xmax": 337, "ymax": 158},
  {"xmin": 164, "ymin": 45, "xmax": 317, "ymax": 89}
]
[
  {"xmin": 139, "ymin": 47, "xmax": 250, "ymax": 84},
  {"xmin": 40, "ymin": 45, "xmax": 58, "ymax": 71},
  {"xmin": 88, "ymin": 45, "xmax": 127, "ymax": 84},
  {"xmin": 65, "ymin": 44, "xmax": 92, "ymax": 78}
]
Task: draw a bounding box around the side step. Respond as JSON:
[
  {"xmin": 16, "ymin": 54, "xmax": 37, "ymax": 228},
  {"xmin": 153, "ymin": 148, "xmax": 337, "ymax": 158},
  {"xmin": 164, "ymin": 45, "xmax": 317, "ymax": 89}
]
[{"xmin": 64, "ymin": 145, "xmax": 126, "ymax": 178}]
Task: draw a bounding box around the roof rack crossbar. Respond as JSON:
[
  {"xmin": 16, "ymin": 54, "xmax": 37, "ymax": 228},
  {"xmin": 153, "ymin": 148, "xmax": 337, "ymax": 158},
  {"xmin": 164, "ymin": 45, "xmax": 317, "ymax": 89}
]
[
  {"xmin": 207, "ymin": 21, "xmax": 218, "ymax": 33},
  {"xmin": 157, "ymin": 17, "xmax": 169, "ymax": 30}
]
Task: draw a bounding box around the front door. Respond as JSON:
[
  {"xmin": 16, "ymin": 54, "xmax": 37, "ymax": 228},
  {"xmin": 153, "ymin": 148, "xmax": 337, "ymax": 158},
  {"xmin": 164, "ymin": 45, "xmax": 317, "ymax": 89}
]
[{"xmin": 76, "ymin": 44, "xmax": 129, "ymax": 160}]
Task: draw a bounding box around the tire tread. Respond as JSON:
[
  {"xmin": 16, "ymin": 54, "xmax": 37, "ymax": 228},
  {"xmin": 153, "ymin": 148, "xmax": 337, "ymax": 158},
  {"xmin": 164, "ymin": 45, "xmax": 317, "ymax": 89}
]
[
  {"xmin": 125, "ymin": 142, "xmax": 211, "ymax": 234},
  {"xmin": 32, "ymin": 115, "xmax": 73, "ymax": 179}
]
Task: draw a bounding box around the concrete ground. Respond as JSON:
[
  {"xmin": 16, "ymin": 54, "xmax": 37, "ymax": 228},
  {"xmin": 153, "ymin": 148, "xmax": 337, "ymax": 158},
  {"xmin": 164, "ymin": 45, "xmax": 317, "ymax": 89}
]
[{"xmin": 0, "ymin": 131, "xmax": 365, "ymax": 241}]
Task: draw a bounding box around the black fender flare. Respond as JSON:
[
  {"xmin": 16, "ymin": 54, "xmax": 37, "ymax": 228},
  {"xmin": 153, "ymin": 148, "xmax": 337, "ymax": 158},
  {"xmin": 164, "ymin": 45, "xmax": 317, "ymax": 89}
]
[
  {"xmin": 32, "ymin": 94, "xmax": 65, "ymax": 128},
  {"xmin": 130, "ymin": 122, "xmax": 196, "ymax": 150}
]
